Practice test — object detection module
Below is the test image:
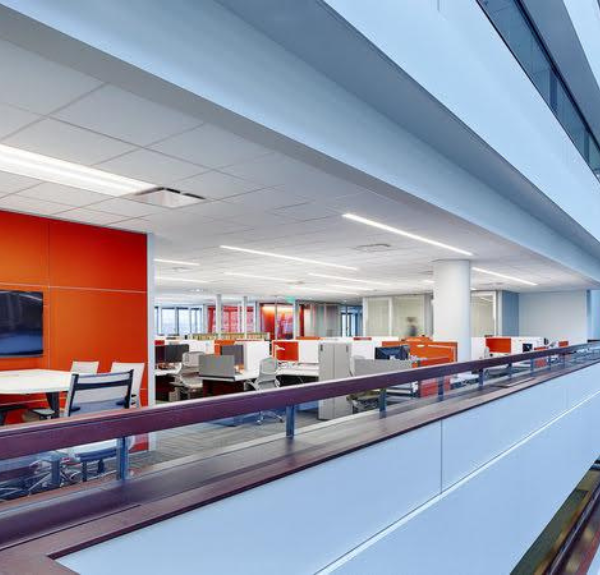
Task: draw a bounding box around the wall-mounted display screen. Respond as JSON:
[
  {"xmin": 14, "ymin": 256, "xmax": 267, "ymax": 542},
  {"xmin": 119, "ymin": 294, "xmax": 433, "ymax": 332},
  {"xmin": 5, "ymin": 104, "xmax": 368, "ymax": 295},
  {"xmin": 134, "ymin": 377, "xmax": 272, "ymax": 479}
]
[{"xmin": 0, "ymin": 290, "xmax": 43, "ymax": 357}]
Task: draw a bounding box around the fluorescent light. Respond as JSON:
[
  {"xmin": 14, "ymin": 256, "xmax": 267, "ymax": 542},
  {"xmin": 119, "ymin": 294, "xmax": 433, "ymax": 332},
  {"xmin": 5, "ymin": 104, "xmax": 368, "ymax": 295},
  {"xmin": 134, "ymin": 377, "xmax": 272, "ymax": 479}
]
[
  {"xmin": 308, "ymin": 272, "xmax": 391, "ymax": 287},
  {"xmin": 154, "ymin": 258, "xmax": 200, "ymax": 267},
  {"xmin": 220, "ymin": 245, "xmax": 358, "ymax": 271},
  {"xmin": 296, "ymin": 286, "xmax": 360, "ymax": 295},
  {"xmin": 343, "ymin": 213, "xmax": 473, "ymax": 256},
  {"xmin": 328, "ymin": 284, "xmax": 374, "ymax": 292},
  {"xmin": 225, "ymin": 272, "xmax": 298, "ymax": 282},
  {"xmin": 472, "ymin": 267, "xmax": 538, "ymax": 286},
  {"xmin": 155, "ymin": 276, "xmax": 210, "ymax": 284},
  {"xmin": 422, "ymin": 279, "xmax": 435, "ymax": 285},
  {"xmin": 0, "ymin": 144, "xmax": 154, "ymax": 196}
]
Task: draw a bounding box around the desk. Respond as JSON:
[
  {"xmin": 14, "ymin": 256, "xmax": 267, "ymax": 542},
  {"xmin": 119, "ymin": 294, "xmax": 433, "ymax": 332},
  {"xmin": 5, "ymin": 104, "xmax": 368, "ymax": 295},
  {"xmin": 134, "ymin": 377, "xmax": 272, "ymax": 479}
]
[
  {"xmin": 201, "ymin": 365, "xmax": 320, "ymax": 397},
  {"xmin": 0, "ymin": 369, "xmax": 72, "ymax": 418}
]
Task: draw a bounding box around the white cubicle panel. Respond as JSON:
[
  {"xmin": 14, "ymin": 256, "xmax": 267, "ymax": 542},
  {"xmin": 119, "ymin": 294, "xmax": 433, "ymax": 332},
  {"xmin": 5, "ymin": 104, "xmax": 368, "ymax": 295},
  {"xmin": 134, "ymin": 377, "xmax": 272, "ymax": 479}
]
[
  {"xmin": 242, "ymin": 341, "xmax": 271, "ymax": 372},
  {"xmin": 511, "ymin": 337, "xmax": 545, "ymax": 354},
  {"xmin": 350, "ymin": 340, "xmax": 376, "ymax": 360},
  {"xmin": 471, "ymin": 337, "xmax": 487, "ymax": 360},
  {"xmin": 298, "ymin": 339, "xmax": 320, "ymax": 364}
]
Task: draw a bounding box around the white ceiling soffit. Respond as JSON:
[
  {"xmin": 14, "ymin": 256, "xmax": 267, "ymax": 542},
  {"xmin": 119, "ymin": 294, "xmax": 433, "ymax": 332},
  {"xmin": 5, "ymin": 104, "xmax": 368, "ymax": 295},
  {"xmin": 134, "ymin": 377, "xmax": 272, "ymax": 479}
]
[{"xmin": 0, "ymin": 3, "xmax": 593, "ymax": 300}]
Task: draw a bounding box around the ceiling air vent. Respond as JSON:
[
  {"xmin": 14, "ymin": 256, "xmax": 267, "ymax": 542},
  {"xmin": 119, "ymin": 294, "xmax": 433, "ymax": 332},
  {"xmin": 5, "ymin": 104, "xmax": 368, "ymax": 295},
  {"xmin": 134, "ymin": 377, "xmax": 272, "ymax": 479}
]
[
  {"xmin": 130, "ymin": 187, "xmax": 206, "ymax": 208},
  {"xmin": 353, "ymin": 243, "xmax": 394, "ymax": 253}
]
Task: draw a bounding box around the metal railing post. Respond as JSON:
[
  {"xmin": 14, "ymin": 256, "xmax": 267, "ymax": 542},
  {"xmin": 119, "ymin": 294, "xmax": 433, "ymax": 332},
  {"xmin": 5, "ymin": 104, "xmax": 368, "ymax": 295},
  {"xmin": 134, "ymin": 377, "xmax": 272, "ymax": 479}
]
[
  {"xmin": 285, "ymin": 405, "xmax": 296, "ymax": 438},
  {"xmin": 507, "ymin": 363, "xmax": 513, "ymax": 379},
  {"xmin": 116, "ymin": 437, "xmax": 130, "ymax": 481},
  {"xmin": 478, "ymin": 369, "xmax": 484, "ymax": 390},
  {"xmin": 379, "ymin": 388, "xmax": 387, "ymax": 413},
  {"xmin": 530, "ymin": 358, "xmax": 535, "ymax": 374},
  {"xmin": 437, "ymin": 377, "xmax": 445, "ymax": 399}
]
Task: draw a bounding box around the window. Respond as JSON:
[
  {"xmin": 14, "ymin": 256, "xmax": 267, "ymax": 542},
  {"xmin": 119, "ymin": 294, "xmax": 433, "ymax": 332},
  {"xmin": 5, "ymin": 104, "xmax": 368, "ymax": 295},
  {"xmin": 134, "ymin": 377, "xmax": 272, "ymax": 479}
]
[
  {"xmin": 479, "ymin": 0, "xmax": 600, "ymax": 181},
  {"xmin": 161, "ymin": 308, "xmax": 176, "ymax": 335}
]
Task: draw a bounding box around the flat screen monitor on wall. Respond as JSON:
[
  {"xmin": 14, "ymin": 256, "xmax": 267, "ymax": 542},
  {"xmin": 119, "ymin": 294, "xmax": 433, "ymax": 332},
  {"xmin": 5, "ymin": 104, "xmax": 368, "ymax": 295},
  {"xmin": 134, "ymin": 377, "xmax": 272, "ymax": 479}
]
[{"xmin": 0, "ymin": 290, "xmax": 43, "ymax": 357}]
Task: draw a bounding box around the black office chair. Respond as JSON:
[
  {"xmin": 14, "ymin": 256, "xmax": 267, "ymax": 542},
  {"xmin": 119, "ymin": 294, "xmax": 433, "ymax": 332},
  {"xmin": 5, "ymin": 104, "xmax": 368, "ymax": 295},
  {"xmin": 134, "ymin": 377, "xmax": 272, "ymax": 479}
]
[{"xmin": 0, "ymin": 404, "xmax": 26, "ymax": 426}]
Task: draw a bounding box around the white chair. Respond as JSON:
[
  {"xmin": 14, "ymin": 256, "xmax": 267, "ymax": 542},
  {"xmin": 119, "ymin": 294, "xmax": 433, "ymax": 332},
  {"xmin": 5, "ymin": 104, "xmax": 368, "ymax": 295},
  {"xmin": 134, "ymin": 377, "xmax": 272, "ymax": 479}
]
[
  {"xmin": 171, "ymin": 352, "xmax": 203, "ymax": 401},
  {"xmin": 71, "ymin": 361, "xmax": 100, "ymax": 374},
  {"xmin": 60, "ymin": 371, "xmax": 134, "ymax": 482},
  {"xmin": 244, "ymin": 357, "xmax": 283, "ymax": 424},
  {"xmin": 110, "ymin": 362, "xmax": 145, "ymax": 407},
  {"xmin": 30, "ymin": 360, "xmax": 100, "ymax": 420}
]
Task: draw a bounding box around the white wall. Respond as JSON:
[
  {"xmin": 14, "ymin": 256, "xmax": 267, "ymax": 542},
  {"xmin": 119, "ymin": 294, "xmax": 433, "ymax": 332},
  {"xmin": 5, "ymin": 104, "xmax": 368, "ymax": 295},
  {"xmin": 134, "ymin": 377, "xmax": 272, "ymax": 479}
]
[
  {"xmin": 59, "ymin": 362, "xmax": 600, "ymax": 575},
  {"xmin": 519, "ymin": 291, "xmax": 589, "ymax": 344}
]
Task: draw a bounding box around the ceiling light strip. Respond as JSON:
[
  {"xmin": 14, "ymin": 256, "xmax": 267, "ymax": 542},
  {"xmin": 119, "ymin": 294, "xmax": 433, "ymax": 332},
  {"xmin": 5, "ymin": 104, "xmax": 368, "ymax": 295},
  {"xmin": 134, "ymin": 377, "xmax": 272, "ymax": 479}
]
[
  {"xmin": 225, "ymin": 272, "xmax": 298, "ymax": 282},
  {"xmin": 343, "ymin": 213, "xmax": 473, "ymax": 256},
  {"xmin": 308, "ymin": 272, "xmax": 391, "ymax": 287},
  {"xmin": 296, "ymin": 286, "xmax": 360, "ymax": 295},
  {"xmin": 472, "ymin": 267, "xmax": 538, "ymax": 286},
  {"xmin": 0, "ymin": 143, "xmax": 154, "ymax": 196},
  {"xmin": 155, "ymin": 276, "xmax": 210, "ymax": 284},
  {"xmin": 155, "ymin": 258, "xmax": 200, "ymax": 267},
  {"xmin": 220, "ymin": 245, "xmax": 358, "ymax": 271}
]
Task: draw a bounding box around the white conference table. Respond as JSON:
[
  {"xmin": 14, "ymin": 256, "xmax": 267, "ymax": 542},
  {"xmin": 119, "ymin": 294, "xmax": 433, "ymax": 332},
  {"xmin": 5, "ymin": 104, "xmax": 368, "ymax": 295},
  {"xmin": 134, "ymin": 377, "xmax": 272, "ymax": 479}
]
[{"xmin": 0, "ymin": 369, "xmax": 73, "ymax": 418}]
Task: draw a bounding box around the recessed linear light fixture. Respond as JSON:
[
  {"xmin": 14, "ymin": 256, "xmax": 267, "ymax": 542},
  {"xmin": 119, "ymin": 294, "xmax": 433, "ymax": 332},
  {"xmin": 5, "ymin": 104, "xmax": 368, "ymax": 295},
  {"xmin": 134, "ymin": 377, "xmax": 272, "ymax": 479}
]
[
  {"xmin": 154, "ymin": 258, "xmax": 200, "ymax": 267},
  {"xmin": 308, "ymin": 272, "xmax": 391, "ymax": 287},
  {"xmin": 328, "ymin": 284, "xmax": 374, "ymax": 292},
  {"xmin": 472, "ymin": 267, "xmax": 538, "ymax": 286},
  {"xmin": 0, "ymin": 144, "xmax": 154, "ymax": 196},
  {"xmin": 225, "ymin": 272, "xmax": 298, "ymax": 282},
  {"xmin": 155, "ymin": 276, "xmax": 210, "ymax": 284},
  {"xmin": 296, "ymin": 286, "xmax": 360, "ymax": 295},
  {"xmin": 422, "ymin": 279, "xmax": 435, "ymax": 285},
  {"xmin": 343, "ymin": 213, "xmax": 473, "ymax": 257},
  {"xmin": 220, "ymin": 245, "xmax": 358, "ymax": 271}
]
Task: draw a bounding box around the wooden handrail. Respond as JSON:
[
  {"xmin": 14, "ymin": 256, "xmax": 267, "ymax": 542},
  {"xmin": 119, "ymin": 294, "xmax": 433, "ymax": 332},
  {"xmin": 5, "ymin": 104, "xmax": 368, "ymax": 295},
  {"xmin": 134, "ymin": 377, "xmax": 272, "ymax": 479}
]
[{"xmin": 0, "ymin": 343, "xmax": 595, "ymax": 460}]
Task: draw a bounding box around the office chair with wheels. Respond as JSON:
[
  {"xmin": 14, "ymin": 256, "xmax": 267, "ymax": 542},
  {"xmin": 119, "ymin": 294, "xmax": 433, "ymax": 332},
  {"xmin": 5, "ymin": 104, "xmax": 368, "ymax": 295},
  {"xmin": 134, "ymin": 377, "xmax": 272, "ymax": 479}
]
[
  {"xmin": 172, "ymin": 351, "xmax": 204, "ymax": 400},
  {"xmin": 30, "ymin": 360, "xmax": 100, "ymax": 420},
  {"xmin": 58, "ymin": 371, "xmax": 134, "ymax": 483},
  {"xmin": 244, "ymin": 357, "xmax": 283, "ymax": 424}
]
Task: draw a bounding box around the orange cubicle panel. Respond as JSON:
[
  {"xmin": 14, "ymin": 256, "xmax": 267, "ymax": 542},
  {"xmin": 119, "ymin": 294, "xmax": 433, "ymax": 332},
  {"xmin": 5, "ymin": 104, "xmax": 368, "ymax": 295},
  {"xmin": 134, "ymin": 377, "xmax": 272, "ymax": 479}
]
[{"xmin": 273, "ymin": 340, "xmax": 299, "ymax": 361}]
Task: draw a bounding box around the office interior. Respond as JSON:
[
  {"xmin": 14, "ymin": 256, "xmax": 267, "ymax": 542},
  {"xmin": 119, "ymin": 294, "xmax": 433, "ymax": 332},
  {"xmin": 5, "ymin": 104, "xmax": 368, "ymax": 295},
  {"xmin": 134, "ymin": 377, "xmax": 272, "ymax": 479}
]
[{"xmin": 0, "ymin": 10, "xmax": 599, "ymax": 509}]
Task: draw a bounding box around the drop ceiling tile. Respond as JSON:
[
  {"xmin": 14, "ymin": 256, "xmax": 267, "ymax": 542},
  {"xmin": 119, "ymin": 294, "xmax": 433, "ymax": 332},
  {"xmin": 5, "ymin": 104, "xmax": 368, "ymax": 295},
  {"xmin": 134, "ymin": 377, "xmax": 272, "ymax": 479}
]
[
  {"xmin": 0, "ymin": 194, "xmax": 69, "ymax": 215},
  {"xmin": 58, "ymin": 208, "xmax": 128, "ymax": 226},
  {"xmin": 175, "ymin": 170, "xmax": 262, "ymax": 199},
  {"xmin": 0, "ymin": 102, "xmax": 39, "ymax": 139},
  {"xmin": 221, "ymin": 153, "xmax": 311, "ymax": 186},
  {"xmin": 54, "ymin": 85, "xmax": 202, "ymax": 146},
  {"xmin": 225, "ymin": 188, "xmax": 307, "ymax": 210},
  {"xmin": 4, "ymin": 119, "xmax": 135, "ymax": 165},
  {"xmin": 151, "ymin": 123, "xmax": 270, "ymax": 168},
  {"xmin": 97, "ymin": 149, "xmax": 206, "ymax": 183},
  {"xmin": 0, "ymin": 40, "xmax": 102, "ymax": 114},
  {"xmin": 273, "ymin": 202, "xmax": 339, "ymax": 221},
  {"xmin": 18, "ymin": 182, "xmax": 107, "ymax": 206},
  {"xmin": 0, "ymin": 171, "xmax": 41, "ymax": 193},
  {"xmin": 89, "ymin": 198, "xmax": 168, "ymax": 217}
]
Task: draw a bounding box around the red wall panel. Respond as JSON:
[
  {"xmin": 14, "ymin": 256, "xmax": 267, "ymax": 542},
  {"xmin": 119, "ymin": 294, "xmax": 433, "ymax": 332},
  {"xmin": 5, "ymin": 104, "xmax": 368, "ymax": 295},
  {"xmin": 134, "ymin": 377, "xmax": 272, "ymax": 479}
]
[{"xmin": 0, "ymin": 210, "xmax": 148, "ymax": 421}]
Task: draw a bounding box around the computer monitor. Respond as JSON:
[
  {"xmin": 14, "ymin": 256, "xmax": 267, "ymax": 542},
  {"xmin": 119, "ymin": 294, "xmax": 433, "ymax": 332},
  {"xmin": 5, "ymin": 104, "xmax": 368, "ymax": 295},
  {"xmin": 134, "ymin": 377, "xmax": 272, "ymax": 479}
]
[
  {"xmin": 221, "ymin": 344, "xmax": 244, "ymax": 367},
  {"xmin": 522, "ymin": 343, "xmax": 533, "ymax": 352},
  {"xmin": 155, "ymin": 344, "xmax": 166, "ymax": 364},
  {"xmin": 164, "ymin": 343, "xmax": 189, "ymax": 363},
  {"xmin": 375, "ymin": 345, "xmax": 410, "ymax": 361}
]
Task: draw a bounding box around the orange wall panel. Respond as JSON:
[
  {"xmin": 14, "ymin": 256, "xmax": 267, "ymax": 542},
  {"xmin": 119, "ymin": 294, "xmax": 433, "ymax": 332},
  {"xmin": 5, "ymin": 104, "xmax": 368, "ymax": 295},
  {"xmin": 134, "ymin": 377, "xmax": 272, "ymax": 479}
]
[
  {"xmin": 0, "ymin": 210, "xmax": 148, "ymax": 418},
  {"xmin": 0, "ymin": 211, "xmax": 49, "ymax": 286},
  {"xmin": 48, "ymin": 220, "xmax": 147, "ymax": 291}
]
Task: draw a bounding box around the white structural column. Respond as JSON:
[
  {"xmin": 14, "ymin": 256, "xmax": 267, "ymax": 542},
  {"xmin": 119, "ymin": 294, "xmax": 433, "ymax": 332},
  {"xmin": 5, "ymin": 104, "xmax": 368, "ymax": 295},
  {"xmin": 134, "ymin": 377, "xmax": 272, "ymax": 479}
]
[
  {"xmin": 215, "ymin": 294, "xmax": 223, "ymax": 337},
  {"xmin": 293, "ymin": 300, "xmax": 300, "ymax": 338},
  {"xmin": 433, "ymin": 260, "xmax": 471, "ymax": 362},
  {"xmin": 241, "ymin": 296, "xmax": 248, "ymax": 338}
]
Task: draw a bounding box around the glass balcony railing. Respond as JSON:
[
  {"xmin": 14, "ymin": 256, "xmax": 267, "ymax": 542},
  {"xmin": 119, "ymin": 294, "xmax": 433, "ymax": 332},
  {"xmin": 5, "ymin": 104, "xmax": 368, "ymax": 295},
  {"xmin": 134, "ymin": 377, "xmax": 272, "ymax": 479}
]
[{"xmin": 478, "ymin": 0, "xmax": 600, "ymax": 182}]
